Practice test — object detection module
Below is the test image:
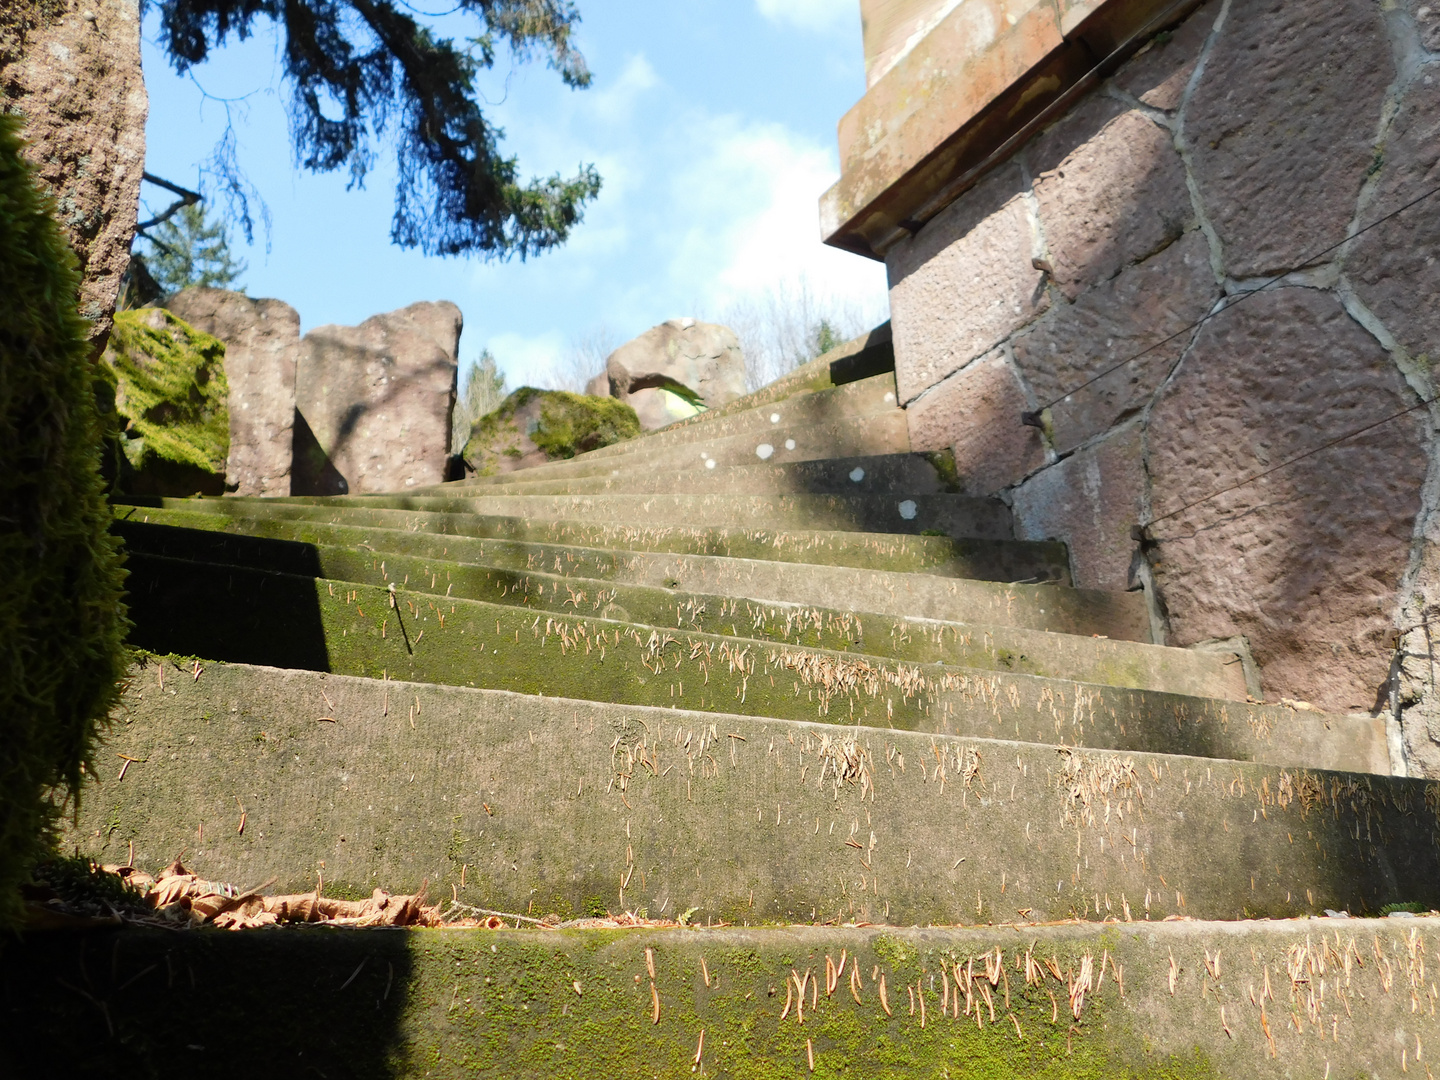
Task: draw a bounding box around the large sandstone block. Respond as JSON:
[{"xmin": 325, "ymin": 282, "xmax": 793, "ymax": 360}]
[
  {"xmin": 1011, "ymin": 422, "xmax": 1144, "ymax": 593},
  {"xmin": 905, "ymin": 349, "xmax": 1044, "ymax": 495},
  {"xmin": 886, "ymin": 164, "xmax": 1047, "ymax": 404},
  {"xmin": 1029, "ymin": 98, "xmax": 1193, "ymax": 299},
  {"xmin": 1147, "ymin": 287, "xmax": 1426, "ymax": 712},
  {"xmin": 602, "ymin": 318, "xmax": 745, "ymax": 432},
  {"xmin": 1346, "ymin": 76, "xmax": 1440, "ymax": 367},
  {"xmin": 167, "ymin": 288, "xmax": 300, "ymax": 497},
  {"xmin": 0, "ymin": 0, "xmax": 146, "ymax": 348},
  {"xmin": 1183, "ymin": 0, "xmax": 1392, "ymax": 277},
  {"xmin": 1012, "ymin": 228, "xmax": 1218, "ymax": 452},
  {"xmin": 293, "ymin": 301, "xmax": 460, "ymax": 495}
]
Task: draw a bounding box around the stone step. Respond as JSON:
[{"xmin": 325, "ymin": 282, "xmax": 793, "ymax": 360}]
[
  {"xmin": 122, "ymin": 561, "xmax": 1383, "ymax": 771},
  {"xmin": 242, "ymin": 490, "xmax": 1011, "ymax": 542},
  {"xmin": 417, "ymin": 454, "xmax": 956, "ymax": 498},
  {"xmin": 546, "ymin": 370, "xmax": 902, "ymax": 465},
  {"xmin": 70, "ymin": 659, "xmax": 1416, "ymax": 924},
  {"xmin": 10, "ymin": 913, "xmax": 1436, "ymax": 1079},
  {"xmin": 442, "ymin": 408, "xmax": 911, "ymax": 488},
  {"xmin": 116, "ymin": 519, "xmax": 1238, "ymax": 697},
  {"xmin": 119, "ymin": 501, "xmax": 1073, "ymax": 586}
]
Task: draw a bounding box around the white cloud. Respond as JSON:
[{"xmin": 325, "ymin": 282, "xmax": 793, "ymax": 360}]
[{"xmin": 755, "ymin": 0, "xmax": 856, "ymax": 33}]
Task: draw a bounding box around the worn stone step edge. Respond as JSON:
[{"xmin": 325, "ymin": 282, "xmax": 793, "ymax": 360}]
[
  {"xmin": 19, "ymin": 912, "xmax": 1431, "ymax": 1079},
  {"xmin": 414, "ymin": 453, "xmax": 956, "ymax": 499},
  {"xmin": 570, "ymin": 369, "xmax": 902, "ymax": 464},
  {"xmin": 233, "ymin": 491, "xmax": 1013, "ymax": 542},
  {"xmin": 122, "ymin": 557, "xmax": 1385, "ymax": 772},
  {"xmin": 439, "ymin": 408, "xmax": 911, "ymax": 488},
  {"xmin": 115, "ymin": 518, "xmax": 1241, "ymax": 699},
  {"xmin": 73, "ymin": 658, "xmax": 1428, "ymax": 928},
  {"xmin": 120, "ymin": 500, "xmax": 1078, "ymax": 590}
]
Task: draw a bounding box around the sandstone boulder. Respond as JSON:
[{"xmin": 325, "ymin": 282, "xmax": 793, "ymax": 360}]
[
  {"xmin": 292, "ymin": 301, "xmax": 461, "ymax": 495},
  {"xmin": 167, "ymin": 287, "xmax": 300, "ymax": 497},
  {"xmin": 603, "ymin": 318, "xmax": 746, "ymax": 429},
  {"xmin": 1, "ymin": 0, "xmax": 146, "ymax": 350},
  {"xmin": 459, "ymin": 388, "xmax": 639, "ymax": 476}
]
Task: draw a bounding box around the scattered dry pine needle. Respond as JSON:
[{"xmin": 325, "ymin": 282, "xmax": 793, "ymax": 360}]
[
  {"xmin": 651, "ymin": 982, "xmax": 661, "ymax": 1024},
  {"xmin": 879, "ymin": 973, "xmax": 891, "ymax": 1016},
  {"xmin": 807, "ymin": 1037, "xmax": 815, "ymax": 1072},
  {"xmin": 694, "ymin": 1029, "xmax": 705, "ymax": 1065},
  {"xmin": 646, "ymin": 947, "xmax": 656, "ymax": 981}
]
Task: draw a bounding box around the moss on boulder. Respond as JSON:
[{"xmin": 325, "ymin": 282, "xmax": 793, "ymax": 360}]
[
  {"xmin": 460, "ymin": 387, "xmax": 639, "ymax": 477},
  {"xmin": 100, "ymin": 307, "xmax": 230, "ymax": 495},
  {"xmin": 0, "ymin": 113, "xmax": 129, "ymax": 927}
]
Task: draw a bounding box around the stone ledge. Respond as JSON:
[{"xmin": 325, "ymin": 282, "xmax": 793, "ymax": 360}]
[{"xmin": 822, "ymin": 0, "xmax": 1204, "ymax": 260}]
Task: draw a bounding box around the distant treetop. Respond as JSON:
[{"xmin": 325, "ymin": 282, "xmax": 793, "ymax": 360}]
[
  {"xmin": 149, "ymin": 0, "xmax": 602, "ymax": 259},
  {"xmin": 139, "ymin": 201, "xmax": 247, "ymax": 296}
]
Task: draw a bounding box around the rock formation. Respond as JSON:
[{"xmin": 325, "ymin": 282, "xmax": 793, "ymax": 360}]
[
  {"xmin": 458, "ymin": 387, "xmax": 640, "ymax": 476},
  {"xmin": 292, "ymin": 301, "xmax": 461, "ymax": 495},
  {"xmin": 167, "ymin": 287, "xmax": 300, "ymax": 497},
  {"xmin": 0, "ymin": 0, "xmax": 146, "ymax": 350},
  {"xmin": 599, "ymin": 318, "xmax": 746, "ymax": 431}
]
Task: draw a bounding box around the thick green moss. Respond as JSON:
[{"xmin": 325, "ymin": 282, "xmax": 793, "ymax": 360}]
[
  {"xmin": 0, "ymin": 114, "xmax": 129, "ymax": 926},
  {"xmin": 101, "ymin": 307, "xmax": 229, "ymax": 495},
  {"xmin": 461, "ymin": 387, "xmax": 640, "ymax": 476}
]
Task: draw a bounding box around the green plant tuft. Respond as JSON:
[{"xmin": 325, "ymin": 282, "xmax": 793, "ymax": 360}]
[{"xmin": 0, "ymin": 113, "xmax": 130, "ymax": 928}]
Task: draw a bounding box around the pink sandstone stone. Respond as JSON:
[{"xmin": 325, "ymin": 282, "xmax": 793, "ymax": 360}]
[
  {"xmin": 1011, "ymin": 422, "xmax": 1145, "ymax": 592},
  {"xmin": 887, "ymin": 164, "xmax": 1047, "ymax": 404},
  {"xmin": 905, "ymin": 349, "xmax": 1045, "ymax": 496},
  {"xmin": 1410, "ymin": 0, "xmax": 1440, "ymax": 52},
  {"xmin": 1147, "ymin": 287, "xmax": 1426, "ymax": 712},
  {"xmin": 1012, "ymin": 228, "xmax": 1219, "ymax": 453},
  {"xmin": 1346, "ymin": 76, "xmax": 1440, "ymax": 367},
  {"xmin": 1029, "ymin": 98, "xmax": 1193, "ymax": 299},
  {"xmin": 1113, "ymin": 1, "xmax": 1221, "ymax": 112},
  {"xmin": 1183, "ymin": 0, "xmax": 1393, "ymax": 278}
]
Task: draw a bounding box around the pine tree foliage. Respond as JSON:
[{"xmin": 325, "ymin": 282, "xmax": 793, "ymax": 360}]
[
  {"xmin": 452, "ymin": 349, "xmax": 507, "ymax": 451},
  {"xmin": 150, "ymin": 0, "xmax": 602, "ymax": 259},
  {"xmin": 140, "ymin": 201, "xmax": 247, "ymax": 296}
]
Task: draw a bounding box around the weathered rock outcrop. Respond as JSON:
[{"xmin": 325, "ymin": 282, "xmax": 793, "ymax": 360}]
[
  {"xmin": 292, "ymin": 302, "xmax": 461, "ymax": 495},
  {"xmin": 1, "ymin": 0, "xmax": 146, "ymax": 349},
  {"xmin": 167, "ymin": 288, "xmax": 301, "ymax": 497},
  {"xmin": 459, "ymin": 388, "xmax": 640, "ymax": 476},
  {"xmin": 600, "ymin": 318, "xmax": 746, "ymax": 431}
]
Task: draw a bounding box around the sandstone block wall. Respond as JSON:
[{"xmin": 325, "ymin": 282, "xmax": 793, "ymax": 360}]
[
  {"xmin": 1, "ymin": 0, "xmax": 147, "ymax": 350},
  {"xmin": 167, "ymin": 288, "xmax": 301, "ymax": 497},
  {"xmin": 884, "ymin": 0, "xmax": 1440, "ymax": 770},
  {"xmin": 293, "ymin": 302, "xmax": 461, "ymax": 495}
]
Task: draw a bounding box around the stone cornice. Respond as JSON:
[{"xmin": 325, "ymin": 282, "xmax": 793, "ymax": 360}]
[{"xmin": 822, "ymin": 0, "xmax": 1203, "ymax": 260}]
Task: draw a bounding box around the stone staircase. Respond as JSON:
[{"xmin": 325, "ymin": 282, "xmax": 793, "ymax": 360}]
[{"xmin": 13, "ymin": 354, "xmax": 1440, "ymax": 1077}]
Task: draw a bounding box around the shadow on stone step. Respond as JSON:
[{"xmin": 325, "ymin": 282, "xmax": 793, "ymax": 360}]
[
  {"xmin": 0, "ymin": 927, "xmax": 414, "ymax": 1077},
  {"xmin": 122, "ymin": 551, "xmax": 330, "ymax": 672}
]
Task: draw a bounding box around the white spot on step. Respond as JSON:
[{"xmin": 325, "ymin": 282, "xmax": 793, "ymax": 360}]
[
  {"xmin": 705, "ymin": 459, "xmax": 716, "ymax": 469},
  {"xmin": 898, "ymin": 500, "xmax": 918, "ymax": 520},
  {"xmin": 849, "ymin": 467, "xmax": 865, "ymax": 483},
  {"xmin": 756, "ymin": 444, "xmax": 774, "ymax": 460},
  {"xmin": 770, "ymin": 413, "xmax": 781, "ymax": 423},
  {"xmin": 785, "ymin": 439, "xmax": 796, "ymax": 451},
  {"xmin": 884, "ymin": 392, "xmax": 895, "ymax": 403}
]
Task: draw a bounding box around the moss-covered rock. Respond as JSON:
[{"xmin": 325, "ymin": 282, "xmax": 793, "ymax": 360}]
[
  {"xmin": 100, "ymin": 307, "xmax": 230, "ymax": 495},
  {"xmin": 460, "ymin": 387, "xmax": 639, "ymax": 477},
  {"xmin": 0, "ymin": 113, "xmax": 129, "ymax": 927}
]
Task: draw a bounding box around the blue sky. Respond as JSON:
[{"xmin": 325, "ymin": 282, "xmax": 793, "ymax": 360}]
[{"xmin": 137, "ymin": 0, "xmax": 890, "ymax": 388}]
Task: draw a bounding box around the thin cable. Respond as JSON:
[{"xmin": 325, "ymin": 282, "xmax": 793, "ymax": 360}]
[
  {"xmin": 1143, "ymin": 393, "xmax": 1436, "ymax": 533},
  {"xmin": 1031, "ymin": 181, "xmax": 1440, "ymax": 416}
]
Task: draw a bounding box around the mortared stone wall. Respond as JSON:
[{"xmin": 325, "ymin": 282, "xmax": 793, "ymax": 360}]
[{"xmin": 873, "ymin": 0, "xmax": 1440, "ymax": 772}]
